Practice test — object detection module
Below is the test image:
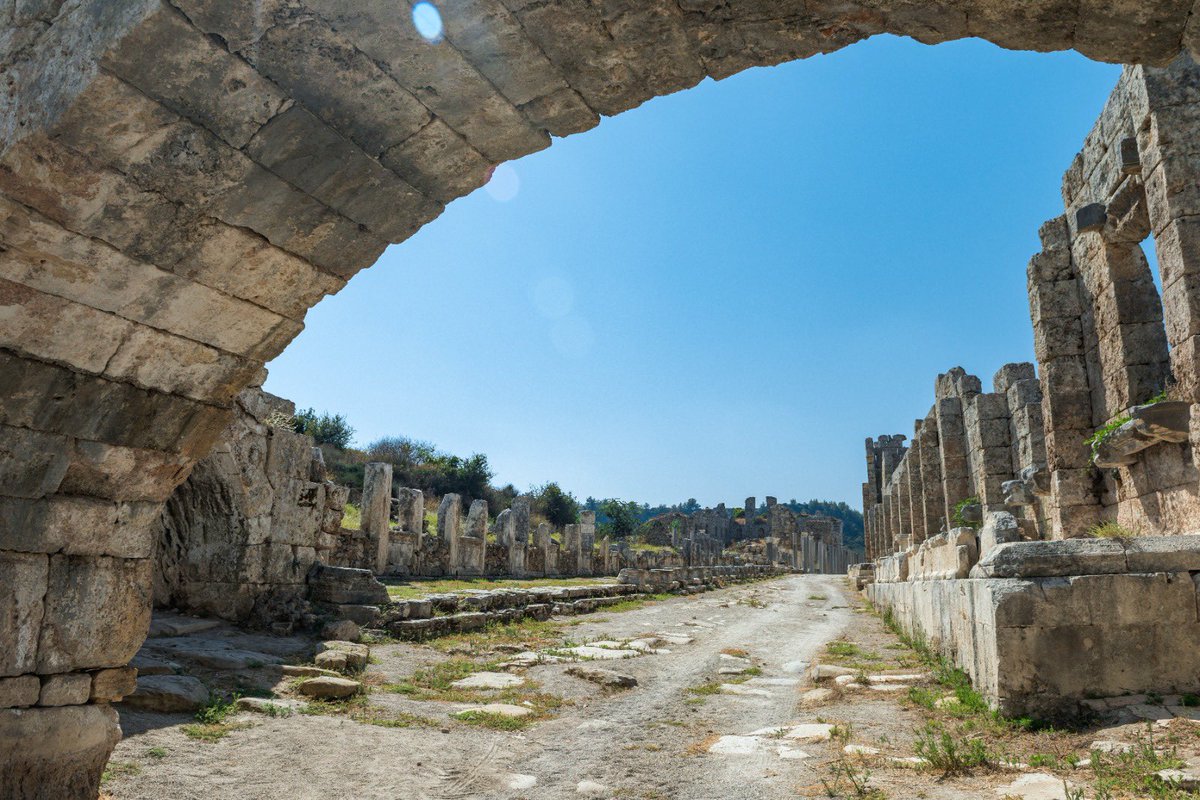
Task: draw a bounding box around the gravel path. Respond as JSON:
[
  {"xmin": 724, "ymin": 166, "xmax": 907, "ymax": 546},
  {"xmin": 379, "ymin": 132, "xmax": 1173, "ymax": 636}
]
[{"xmin": 106, "ymin": 574, "xmax": 855, "ymax": 800}]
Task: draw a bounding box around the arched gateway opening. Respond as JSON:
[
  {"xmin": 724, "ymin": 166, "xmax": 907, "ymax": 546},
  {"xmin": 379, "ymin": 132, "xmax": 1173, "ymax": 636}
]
[{"xmin": 2, "ymin": 2, "xmax": 1198, "ymax": 796}]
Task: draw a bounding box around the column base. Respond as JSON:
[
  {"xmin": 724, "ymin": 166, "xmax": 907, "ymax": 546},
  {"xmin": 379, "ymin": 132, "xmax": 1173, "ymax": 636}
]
[{"xmin": 0, "ymin": 704, "xmax": 120, "ymax": 800}]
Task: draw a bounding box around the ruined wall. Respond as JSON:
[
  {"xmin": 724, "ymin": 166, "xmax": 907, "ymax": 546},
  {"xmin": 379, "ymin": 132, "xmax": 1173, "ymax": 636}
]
[
  {"xmin": 865, "ymin": 364, "xmax": 1049, "ymax": 558},
  {"xmin": 154, "ymin": 388, "xmax": 347, "ymax": 627},
  {"xmin": 1030, "ymin": 58, "xmax": 1200, "ymax": 537}
]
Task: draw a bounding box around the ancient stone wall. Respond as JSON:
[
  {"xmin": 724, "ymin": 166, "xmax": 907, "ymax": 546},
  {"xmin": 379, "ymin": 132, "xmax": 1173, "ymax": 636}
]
[
  {"xmin": 1030, "ymin": 58, "xmax": 1200, "ymax": 537},
  {"xmin": 865, "ymin": 363, "xmax": 1049, "ymax": 558},
  {"xmin": 154, "ymin": 387, "xmax": 346, "ymax": 628}
]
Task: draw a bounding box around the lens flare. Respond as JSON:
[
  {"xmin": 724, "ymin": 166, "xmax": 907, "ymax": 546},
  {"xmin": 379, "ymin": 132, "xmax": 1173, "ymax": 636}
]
[
  {"xmin": 485, "ymin": 162, "xmax": 520, "ymax": 202},
  {"xmin": 412, "ymin": 2, "xmax": 443, "ymax": 42},
  {"xmin": 532, "ymin": 276, "xmax": 574, "ymax": 319}
]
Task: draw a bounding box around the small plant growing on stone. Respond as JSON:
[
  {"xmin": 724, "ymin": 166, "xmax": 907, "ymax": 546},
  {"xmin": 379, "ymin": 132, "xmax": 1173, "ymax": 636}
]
[
  {"xmin": 951, "ymin": 496, "xmax": 981, "ymax": 530},
  {"xmin": 1087, "ymin": 521, "xmax": 1140, "ymax": 540}
]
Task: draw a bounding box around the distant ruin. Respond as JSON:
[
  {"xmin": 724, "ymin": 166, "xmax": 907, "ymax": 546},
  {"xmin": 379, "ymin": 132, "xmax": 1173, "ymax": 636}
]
[{"xmin": 150, "ymin": 386, "xmax": 853, "ymax": 633}]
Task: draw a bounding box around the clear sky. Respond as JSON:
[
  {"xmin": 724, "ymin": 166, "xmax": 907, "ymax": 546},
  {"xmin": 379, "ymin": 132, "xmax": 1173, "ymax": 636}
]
[{"xmin": 264, "ymin": 34, "xmax": 1122, "ymax": 511}]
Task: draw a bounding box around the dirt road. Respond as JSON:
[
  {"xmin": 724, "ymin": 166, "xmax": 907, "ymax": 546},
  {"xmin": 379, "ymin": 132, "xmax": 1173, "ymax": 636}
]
[{"xmin": 106, "ymin": 575, "xmax": 856, "ymax": 800}]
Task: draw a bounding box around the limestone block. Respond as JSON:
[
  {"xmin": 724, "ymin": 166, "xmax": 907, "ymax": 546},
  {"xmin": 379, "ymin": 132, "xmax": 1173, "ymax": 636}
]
[
  {"xmin": 123, "ymin": 674, "xmax": 208, "ymax": 712},
  {"xmin": 98, "ymin": 5, "xmax": 286, "ymax": 148},
  {"xmin": 973, "ymin": 538, "xmax": 1127, "ymax": 578},
  {"xmin": 38, "ymin": 673, "xmax": 91, "ymax": 707},
  {"xmin": 0, "ymin": 496, "xmax": 159, "ymax": 558},
  {"xmin": 317, "ymin": 641, "xmax": 370, "ymax": 670},
  {"xmin": 1127, "ymin": 535, "xmax": 1200, "ymax": 571},
  {"xmin": 0, "ymin": 676, "xmax": 40, "ymax": 709},
  {"xmin": 0, "ymin": 552, "xmax": 49, "ymax": 677},
  {"xmin": 36, "ymin": 555, "xmax": 152, "ymax": 673},
  {"xmin": 89, "ymin": 667, "xmax": 137, "ymax": 703},
  {"xmin": 0, "ymin": 704, "xmax": 121, "ymax": 800},
  {"xmin": 979, "ymin": 511, "xmax": 1021, "ymax": 556},
  {"xmin": 269, "ymin": 479, "xmax": 326, "ymax": 546},
  {"xmin": 307, "ymin": 564, "xmax": 389, "ymax": 605},
  {"xmin": 381, "ymin": 119, "xmax": 493, "ymax": 205}
]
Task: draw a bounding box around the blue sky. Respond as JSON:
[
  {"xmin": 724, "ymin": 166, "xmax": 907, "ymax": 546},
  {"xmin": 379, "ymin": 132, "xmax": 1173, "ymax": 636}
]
[{"xmin": 265, "ymin": 34, "xmax": 1121, "ymax": 510}]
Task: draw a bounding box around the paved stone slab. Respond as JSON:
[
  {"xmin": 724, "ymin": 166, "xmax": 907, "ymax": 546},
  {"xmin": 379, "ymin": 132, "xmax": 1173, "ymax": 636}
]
[
  {"xmin": 122, "ymin": 675, "xmax": 208, "ymax": 712},
  {"xmin": 455, "ymin": 703, "xmax": 532, "ymax": 719},
  {"xmin": 450, "ymin": 672, "xmax": 526, "ymax": 690},
  {"xmin": 995, "ymin": 773, "xmax": 1076, "ymax": 799}
]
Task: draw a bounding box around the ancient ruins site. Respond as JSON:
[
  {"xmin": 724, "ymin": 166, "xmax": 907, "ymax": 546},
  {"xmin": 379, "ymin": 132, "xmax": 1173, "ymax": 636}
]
[{"xmin": 10, "ymin": 1, "xmax": 1200, "ymax": 799}]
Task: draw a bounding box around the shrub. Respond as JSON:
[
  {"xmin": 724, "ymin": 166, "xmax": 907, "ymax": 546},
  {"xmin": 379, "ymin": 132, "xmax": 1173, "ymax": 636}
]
[{"xmin": 294, "ymin": 408, "xmax": 355, "ymax": 449}]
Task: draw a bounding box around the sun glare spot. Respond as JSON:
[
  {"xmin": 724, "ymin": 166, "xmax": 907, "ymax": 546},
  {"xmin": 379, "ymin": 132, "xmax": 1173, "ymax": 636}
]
[{"xmin": 412, "ymin": 1, "xmax": 444, "ymax": 43}]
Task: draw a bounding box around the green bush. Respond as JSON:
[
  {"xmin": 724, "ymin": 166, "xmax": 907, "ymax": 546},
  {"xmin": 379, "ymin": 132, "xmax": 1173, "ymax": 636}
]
[{"xmin": 294, "ymin": 408, "xmax": 355, "ymax": 449}]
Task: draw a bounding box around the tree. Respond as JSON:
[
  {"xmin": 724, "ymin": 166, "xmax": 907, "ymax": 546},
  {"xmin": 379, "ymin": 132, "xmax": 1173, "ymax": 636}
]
[
  {"xmin": 536, "ymin": 483, "xmax": 579, "ymax": 528},
  {"xmin": 598, "ymin": 498, "xmax": 640, "ymax": 539},
  {"xmin": 294, "ymin": 408, "xmax": 355, "ymax": 449},
  {"xmin": 366, "ymin": 436, "xmax": 438, "ymax": 467}
]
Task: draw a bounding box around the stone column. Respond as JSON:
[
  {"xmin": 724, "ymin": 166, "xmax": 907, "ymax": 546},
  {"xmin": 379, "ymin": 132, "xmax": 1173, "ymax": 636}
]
[
  {"xmin": 396, "ymin": 488, "xmax": 424, "ymax": 542},
  {"xmin": 361, "ymin": 461, "xmax": 393, "ymax": 574},
  {"xmin": 464, "ymin": 499, "xmax": 488, "ymax": 575},
  {"xmin": 563, "ymin": 524, "xmax": 580, "ymax": 576},
  {"xmin": 963, "ymin": 384, "xmax": 1015, "ymax": 512},
  {"xmin": 535, "ymin": 522, "xmax": 557, "ymax": 576},
  {"xmin": 936, "ymin": 369, "xmax": 978, "ymax": 527},
  {"xmin": 508, "ymin": 496, "xmax": 530, "ymax": 577},
  {"xmin": 1029, "ymin": 217, "xmax": 1105, "ymax": 537},
  {"xmin": 438, "ymin": 494, "xmax": 462, "ymax": 575},
  {"xmin": 578, "ymin": 511, "xmax": 596, "ymax": 575},
  {"xmin": 906, "ymin": 421, "xmax": 927, "ymax": 543},
  {"xmin": 917, "ymin": 408, "xmax": 946, "ymax": 536},
  {"xmin": 1142, "ymin": 60, "xmax": 1200, "ymax": 404}
]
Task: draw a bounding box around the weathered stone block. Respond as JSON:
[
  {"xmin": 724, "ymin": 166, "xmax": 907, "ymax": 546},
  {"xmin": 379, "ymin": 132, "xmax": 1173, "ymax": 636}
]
[
  {"xmin": 36, "ymin": 555, "xmax": 152, "ymax": 673},
  {"xmin": 0, "ymin": 705, "xmax": 120, "ymax": 800},
  {"xmin": 973, "ymin": 538, "xmax": 1127, "ymax": 578},
  {"xmin": 37, "ymin": 673, "xmax": 91, "ymax": 707},
  {"xmin": 0, "ymin": 552, "xmax": 48, "ymax": 678},
  {"xmin": 89, "ymin": 667, "xmax": 137, "ymax": 703},
  {"xmin": 0, "ymin": 676, "xmax": 40, "ymax": 709}
]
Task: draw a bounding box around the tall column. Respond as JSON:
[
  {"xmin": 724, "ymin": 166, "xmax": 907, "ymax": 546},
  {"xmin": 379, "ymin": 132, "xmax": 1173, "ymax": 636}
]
[
  {"xmin": 917, "ymin": 407, "xmax": 946, "ymax": 536},
  {"xmin": 438, "ymin": 494, "xmax": 462, "ymax": 574},
  {"xmin": 396, "ymin": 488, "xmax": 424, "ymax": 542},
  {"xmin": 509, "ymin": 496, "xmax": 530, "ymax": 577},
  {"xmin": 578, "ymin": 511, "xmax": 595, "ymax": 575},
  {"xmin": 936, "ymin": 368, "xmax": 978, "ymax": 526},
  {"xmin": 1029, "ymin": 217, "xmax": 1105, "ymax": 537},
  {"xmin": 361, "ymin": 461, "xmax": 393, "ymax": 574}
]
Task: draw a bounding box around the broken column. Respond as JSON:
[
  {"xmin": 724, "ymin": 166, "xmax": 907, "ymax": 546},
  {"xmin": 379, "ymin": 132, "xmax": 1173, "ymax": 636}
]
[
  {"xmin": 460, "ymin": 499, "xmax": 488, "ymax": 576},
  {"xmin": 578, "ymin": 511, "xmax": 596, "ymax": 575},
  {"xmin": 534, "ymin": 522, "xmax": 558, "ymax": 576},
  {"xmin": 361, "ymin": 461, "xmax": 393, "ymax": 574},
  {"xmin": 936, "ymin": 369, "xmax": 978, "ymax": 529},
  {"xmin": 508, "ymin": 496, "xmax": 530, "ymax": 577},
  {"xmin": 438, "ymin": 494, "xmax": 462, "ymax": 576}
]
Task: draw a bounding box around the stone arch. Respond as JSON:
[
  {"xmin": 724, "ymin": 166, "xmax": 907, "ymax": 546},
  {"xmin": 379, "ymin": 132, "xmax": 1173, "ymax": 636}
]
[{"xmin": 3, "ymin": 1, "xmax": 1200, "ymax": 796}]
